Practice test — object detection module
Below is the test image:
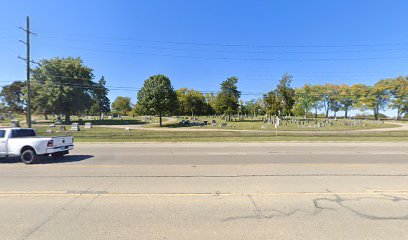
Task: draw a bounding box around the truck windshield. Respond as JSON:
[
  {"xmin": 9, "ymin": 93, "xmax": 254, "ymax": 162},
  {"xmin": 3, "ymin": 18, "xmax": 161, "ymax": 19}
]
[{"xmin": 10, "ymin": 129, "xmax": 36, "ymax": 138}]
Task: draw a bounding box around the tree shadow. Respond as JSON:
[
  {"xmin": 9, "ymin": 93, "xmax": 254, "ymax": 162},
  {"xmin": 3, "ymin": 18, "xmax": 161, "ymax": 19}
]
[{"xmin": 0, "ymin": 155, "xmax": 94, "ymax": 164}]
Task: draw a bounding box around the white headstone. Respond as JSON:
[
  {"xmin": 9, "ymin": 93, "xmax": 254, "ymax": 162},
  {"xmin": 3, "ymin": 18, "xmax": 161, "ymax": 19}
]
[{"xmin": 70, "ymin": 123, "xmax": 80, "ymax": 131}]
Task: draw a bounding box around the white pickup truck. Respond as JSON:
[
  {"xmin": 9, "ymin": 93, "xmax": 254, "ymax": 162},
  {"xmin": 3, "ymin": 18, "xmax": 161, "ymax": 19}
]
[{"xmin": 0, "ymin": 128, "xmax": 74, "ymax": 164}]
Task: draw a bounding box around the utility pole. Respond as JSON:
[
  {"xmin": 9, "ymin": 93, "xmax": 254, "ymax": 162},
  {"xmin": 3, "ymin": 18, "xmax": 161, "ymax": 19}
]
[{"xmin": 19, "ymin": 16, "xmax": 36, "ymax": 128}]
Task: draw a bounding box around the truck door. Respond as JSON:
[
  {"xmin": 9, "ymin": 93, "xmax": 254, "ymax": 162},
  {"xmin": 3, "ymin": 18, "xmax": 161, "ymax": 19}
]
[{"xmin": 0, "ymin": 130, "xmax": 6, "ymax": 156}]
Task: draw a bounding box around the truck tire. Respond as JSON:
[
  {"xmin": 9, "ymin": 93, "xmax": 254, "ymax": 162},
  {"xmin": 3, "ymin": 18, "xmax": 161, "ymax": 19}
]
[{"xmin": 20, "ymin": 149, "xmax": 38, "ymax": 164}]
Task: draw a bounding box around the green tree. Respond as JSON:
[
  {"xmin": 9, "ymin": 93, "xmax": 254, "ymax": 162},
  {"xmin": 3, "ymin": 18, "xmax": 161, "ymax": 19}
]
[
  {"xmin": 215, "ymin": 77, "xmax": 241, "ymax": 120},
  {"xmin": 350, "ymin": 83, "xmax": 370, "ymax": 112},
  {"xmin": 176, "ymin": 88, "xmax": 189, "ymax": 115},
  {"xmin": 387, "ymin": 76, "xmax": 408, "ymax": 119},
  {"xmin": 186, "ymin": 89, "xmax": 207, "ymax": 116},
  {"xmin": 31, "ymin": 57, "xmax": 94, "ymax": 123},
  {"xmin": 263, "ymin": 91, "xmax": 280, "ymax": 119},
  {"xmin": 176, "ymin": 88, "xmax": 207, "ymax": 116},
  {"xmin": 204, "ymin": 93, "xmax": 217, "ymax": 115},
  {"xmin": 293, "ymin": 84, "xmax": 314, "ymax": 118},
  {"xmin": 0, "ymin": 81, "xmax": 26, "ymax": 114},
  {"xmin": 328, "ymin": 84, "xmax": 342, "ymax": 118},
  {"xmin": 309, "ymin": 84, "xmax": 323, "ymax": 118},
  {"xmin": 276, "ymin": 73, "xmax": 295, "ymax": 117},
  {"xmin": 369, "ymin": 80, "xmax": 391, "ymax": 120},
  {"xmin": 137, "ymin": 74, "xmax": 178, "ymax": 126},
  {"xmin": 112, "ymin": 96, "xmax": 132, "ymax": 116},
  {"xmin": 90, "ymin": 76, "xmax": 111, "ymax": 119},
  {"xmin": 339, "ymin": 84, "xmax": 353, "ymax": 118},
  {"xmin": 351, "ymin": 82, "xmax": 390, "ymax": 120},
  {"xmin": 320, "ymin": 83, "xmax": 339, "ymax": 118}
]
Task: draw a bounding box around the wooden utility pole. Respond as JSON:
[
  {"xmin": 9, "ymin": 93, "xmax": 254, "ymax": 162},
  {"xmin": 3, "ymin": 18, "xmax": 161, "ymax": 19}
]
[{"xmin": 19, "ymin": 16, "xmax": 35, "ymax": 128}]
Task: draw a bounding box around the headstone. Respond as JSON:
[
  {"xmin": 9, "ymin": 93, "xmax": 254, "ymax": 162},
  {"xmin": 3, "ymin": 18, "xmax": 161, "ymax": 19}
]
[
  {"xmin": 84, "ymin": 122, "xmax": 92, "ymax": 129},
  {"xmin": 57, "ymin": 126, "xmax": 66, "ymax": 133},
  {"xmin": 221, "ymin": 123, "xmax": 227, "ymax": 128},
  {"xmin": 125, "ymin": 127, "xmax": 131, "ymax": 131},
  {"xmin": 211, "ymin": 120, "xmax": 217, "ymax": 126},
  {"xmin": 203, "ymin": 121, "xmax": 208, "ymax": 125},
  {"xmin": 46, "ymin": 129, "xmax": 53, "ymax": 133},
  {"xmin": 10, "ymin": 120, "xmax": 20, "ymax": 127},
  {"xmin": 50, "ymin": 124, "xmax": 56, "ymax": 128},
  {"xmin": 70, "ymin": 123, "xmax": 80, "ymax": 131}
]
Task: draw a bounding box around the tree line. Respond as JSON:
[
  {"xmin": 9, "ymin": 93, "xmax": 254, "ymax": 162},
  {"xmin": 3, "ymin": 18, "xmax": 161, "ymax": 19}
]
[
  {"xmin": 1, "ymin": 57, "xmax": 407, "ymax": 126},
  {"xmin": 0, "ymin": 57, "xmax": 111, "ymax": 123}
]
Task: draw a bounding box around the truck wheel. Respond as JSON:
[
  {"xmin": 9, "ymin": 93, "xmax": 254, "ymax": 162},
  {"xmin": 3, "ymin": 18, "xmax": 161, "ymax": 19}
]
[{"xmin": 21, "ymin": 149, "xmax": 38, "ymax": 164}]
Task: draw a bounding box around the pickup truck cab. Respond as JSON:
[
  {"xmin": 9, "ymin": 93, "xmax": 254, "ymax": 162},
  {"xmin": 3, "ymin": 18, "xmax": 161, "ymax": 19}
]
[{"xmin": 0, "ymin": 128, "xmax": 74, "ymax": 164}]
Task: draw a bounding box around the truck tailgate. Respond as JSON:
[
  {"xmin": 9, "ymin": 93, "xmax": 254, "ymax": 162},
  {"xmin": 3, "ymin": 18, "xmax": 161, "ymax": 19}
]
[{"xmin": 52, "ymin": 136, "xmax": 73, "ymax": 147}]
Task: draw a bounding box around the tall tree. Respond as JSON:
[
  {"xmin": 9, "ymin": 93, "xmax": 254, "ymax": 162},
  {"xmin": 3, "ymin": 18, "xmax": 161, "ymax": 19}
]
[
  {"xmin": 320, "ymin": 83, "xmax": 339, "ymax": 118},
  {"xmin": 185, "ymin": 89, "xmax": 207, "ymax": 116},
  {"xmin": 204, "ymin": 93, "xmax": 217, "ymax": 115},
  {"xmin": 0, "ymin": 81, "xmax": 25, "ymax": 113},
  {"xmin": 339, "ymin": 84, "xmax": 353, "ymax": 118},
  {"xmin": 387, "ymin": 76, "xmax": 408, "ymax": 119},
  {"xmin": 350, "ymin": 83, "xmax": 370, "ymax": 111},
  {"xmin": 176, "ymin": 88, "xmax": 189, "ymax": 115},
  {"xmin": 328, "ymin": 84, "xmax": 342, "ymax": 118},
  {"xmin": 176, "ymin": 88, "xmax": 207, "ymax": 116},
  {"xmin": 215, "ymin": 77, "xmax": 241, "ymax": 120},
  {"xmin": 293, "ymin": 84, "xmax": 314, "ymax": 118},
  {"xmin": 31, "ymin": 57, "xmax": 94, "ymax": 123},
  {"xmin": 137, "ymin": 74, "xmax": 178, "ymax": 126},
  {"xmin": 276, "ymin": 73, "xmax": 295, "ymax": 117},
  {"xmin": 263, "ymin": 91, "xmax": 280, "ymax": 119},
  {"xmin": 309, "ymin": 84, "xmax": 323, "ymax": 118},
  {"xmin": 111, "ymin": 96, "xmax": 131, "ymax": 116},
  {"xmin": 90, "ymin": 76, "xmax": 111, "ymax": 119},
  {"xmin": 369, "ymin": 80, "xmax": 391, "ymax": 119}
]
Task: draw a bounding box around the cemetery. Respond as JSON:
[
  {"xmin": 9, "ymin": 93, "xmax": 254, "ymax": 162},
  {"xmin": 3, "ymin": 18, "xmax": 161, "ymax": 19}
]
[
  {"xmin": 158, "ymin": 115, "xmax": 395, "ymax": 131},
  {"xmin": 0, "ymin": 112, "xmax": 406, "ymax": 143}
]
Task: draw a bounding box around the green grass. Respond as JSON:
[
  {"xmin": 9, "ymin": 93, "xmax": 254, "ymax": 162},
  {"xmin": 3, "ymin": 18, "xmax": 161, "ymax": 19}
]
[
  {"xmin": 32, "ymin": 126, "xmax": 408, "ymax": 142},
  {"xmin": 31, "ymin": 116, "xmax": 165, "ymax": 126},
  {"xmin": 156, "ymin": 117, "xmax": 397, "ymax": 131}
]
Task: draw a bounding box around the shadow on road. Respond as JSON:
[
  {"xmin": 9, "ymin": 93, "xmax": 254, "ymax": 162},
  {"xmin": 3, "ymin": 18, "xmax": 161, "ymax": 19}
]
[
  {"xmin": 39, "ymin": 155, "xmax": 94, "ymax": 164},
  {"xmin": 0, "ymin": 155, "xmax": 94, "ymax": 164}
]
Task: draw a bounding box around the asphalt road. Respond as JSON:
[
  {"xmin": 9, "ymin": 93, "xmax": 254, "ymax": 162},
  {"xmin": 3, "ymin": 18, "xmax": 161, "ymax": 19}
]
[{"xmin": 0, "ymin": 142, "xmax": 408, "ymax": 240}]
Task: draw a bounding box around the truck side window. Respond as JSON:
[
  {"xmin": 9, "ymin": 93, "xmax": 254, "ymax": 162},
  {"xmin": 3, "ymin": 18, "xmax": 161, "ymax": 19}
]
[
  {"xmin": 10, "ymin": 129, "xmax": 36, "ymax": 138},
  {"xmin": 0, "ymin": 130, "xmax": 5, "ymax": 138}
]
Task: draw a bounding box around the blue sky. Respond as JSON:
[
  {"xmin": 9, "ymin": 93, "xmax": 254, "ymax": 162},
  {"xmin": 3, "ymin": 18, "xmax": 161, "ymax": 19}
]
[{"xmin": 1, "ymin": 0, "xmax": 407, "ymax": 116}]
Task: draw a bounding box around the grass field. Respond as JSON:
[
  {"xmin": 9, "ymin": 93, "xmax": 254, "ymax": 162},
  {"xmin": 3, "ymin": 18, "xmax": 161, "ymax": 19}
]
[
  {"xmin": 2, "ymin": 115, "xmax": 406, "ymax": 142},
  {"xmin": 33, "ymin": 125, "xmax": 408, "ymax": 142},
  {"xmin": 156, "ymin": 117, "xmax": 397, "ymax": 131}
]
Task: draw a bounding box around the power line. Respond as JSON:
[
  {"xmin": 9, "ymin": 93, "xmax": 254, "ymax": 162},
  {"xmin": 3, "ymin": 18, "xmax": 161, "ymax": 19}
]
[
  {"xmin": 42, "ymin": 36, "xmax": 408, "ymax": 54},
  {"xmin": 42, "ymin": 31, "xmax": 408, "ymax": 48},
  {"xmin": 46, "ymin": 44, "xmax": 408, "ymax": 62}
]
